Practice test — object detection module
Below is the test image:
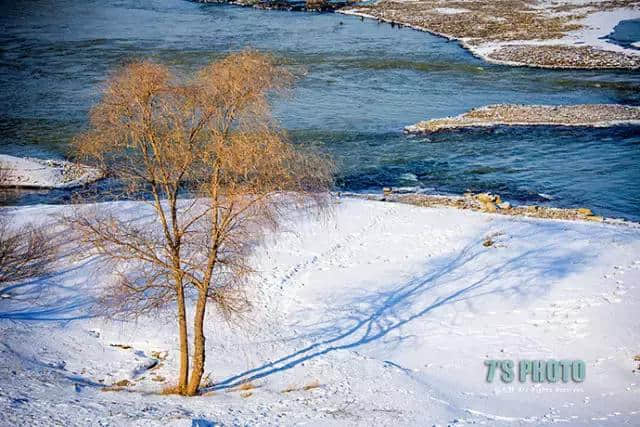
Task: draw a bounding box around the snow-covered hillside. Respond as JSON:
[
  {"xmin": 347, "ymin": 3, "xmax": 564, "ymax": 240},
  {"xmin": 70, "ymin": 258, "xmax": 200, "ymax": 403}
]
[{"xmin": 1, "ymin": 198, "xmax": 639, "ymax": 425}]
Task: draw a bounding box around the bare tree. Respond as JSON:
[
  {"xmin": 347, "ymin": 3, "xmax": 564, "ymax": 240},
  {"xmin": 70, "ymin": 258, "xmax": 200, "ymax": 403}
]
[
  {"xmin": 70, "ymin": 51, "xmax": 333, "ymax": 396},
  {"xmin": 0, "ymin": 218, "xmax": 57, "ymax": 288},
  {"xmin": 0, "ymin": 164, "xmax": 57, "ymax": 291}
]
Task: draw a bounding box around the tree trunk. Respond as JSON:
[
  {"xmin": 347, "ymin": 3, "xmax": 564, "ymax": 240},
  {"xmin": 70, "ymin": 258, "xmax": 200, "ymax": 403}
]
[
  {"xmin": 176, "ymin": 284, "xmax": 189, "ymax": 394},
  {"xmin": 186, "ymin": 290, "xmax": 207, "ymax": 395}
]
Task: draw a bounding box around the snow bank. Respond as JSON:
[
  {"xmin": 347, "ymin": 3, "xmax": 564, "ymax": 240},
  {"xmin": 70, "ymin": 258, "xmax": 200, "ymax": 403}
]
[
  {"xmin": 562, "ymin": 7, "xmax": 640, "ymax": 54},
  {"xmin": 1, "ymin": 198, "xmax": 640, "ymax": 425},
  {"xmin": 0, "ymin": 154, "xmax": 102, "ymax": 189}
]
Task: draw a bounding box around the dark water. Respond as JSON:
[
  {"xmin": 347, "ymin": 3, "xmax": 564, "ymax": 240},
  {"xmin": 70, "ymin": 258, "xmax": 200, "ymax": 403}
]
[{"xmin": 1, "ymin": 0, "xmax": 640, "ymax": 220}]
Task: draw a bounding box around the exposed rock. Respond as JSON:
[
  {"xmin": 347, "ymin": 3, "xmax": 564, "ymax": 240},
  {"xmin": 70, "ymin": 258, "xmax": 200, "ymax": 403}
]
[
  {"xmin": 483, "ymin": 201, "xmax": 497, "ymax": 213},
  {"xmin": 109, "ymin": 343, "xmax": 133, "ymax": 350},
  {"xmin": 472, "ymin": 193, "xmax": 502, "ymax": 211},
  {"xmin": 151, "ymin": 351, "xmax": 168, "ymax": 361},
  {"xmin": 475, "ymin": 193, "xmax": 495, "ymax": 203},
  {"xmin": 483, "ymin": 238, "xmax": 495, "ymax": 247},
  {"xmin": 306, "ymin": 0, "xmax": 328, "ymax": 10}
]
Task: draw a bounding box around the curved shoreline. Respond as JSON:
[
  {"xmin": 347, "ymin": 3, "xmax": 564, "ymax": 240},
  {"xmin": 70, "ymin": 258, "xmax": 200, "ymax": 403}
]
[
  {"xmin": 195, "ymin": 0, "xmax": 640, "ymax": 69},
  {"xmin": 338, "ymin": 1, "xmax": 640, "ymax": 69},
  {"xmin": 404, "ymin": 104, "xmax": 640, "ymax": 133}
]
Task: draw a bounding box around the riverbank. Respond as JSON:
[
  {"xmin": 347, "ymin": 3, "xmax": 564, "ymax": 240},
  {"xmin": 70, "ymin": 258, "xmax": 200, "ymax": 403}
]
[
  {"xmin": 0, "ymin": 154, "xmax": 102, "ymax": 189},
  {"xmin": 0, "ymin": 151, "xmax": 626, "ymax": 224},
  {"xmin": 404, "ymin": 104, "xmax": 640, "ymax": 133},
  {"xmin": 3, "ymin": 151, "xmax": 638, "ymax": 224},
  {"xmin": 348, "ymin": 189, "xmax": 640, "ymax": 225},
  {"xmin": 2, "ymin": 197, "xmax": 640, "ymax": 425},
  {"xmin": 339, "ymin": 0, "xmax": 640, "ymax": 69}
]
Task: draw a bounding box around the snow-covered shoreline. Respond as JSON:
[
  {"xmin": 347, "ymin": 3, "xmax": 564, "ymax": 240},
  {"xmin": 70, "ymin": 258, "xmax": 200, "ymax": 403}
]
[
  {"xmin": 0, "ymin": 154, "xmax": 102, "ymax": 189},
  {"xmin": 2, "ymin": 198, "xmax": 640, "ymax": 425},
  {"xmin": 339, "ymin": 1, "xmax": 640, "ymax": 69}
]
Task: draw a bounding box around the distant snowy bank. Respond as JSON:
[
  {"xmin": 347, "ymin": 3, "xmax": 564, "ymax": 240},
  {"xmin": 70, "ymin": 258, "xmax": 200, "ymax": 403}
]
[
  {"xmin": 0, "ymin": 154, "xmax": 102, "ymax": 189},
  {"xmin": 1, "ymin": 198, "xmax": 640, "ymax": 425},
  {"xmin": 339, "ymin": 0, "xmax": 640, "ymax": 69}
]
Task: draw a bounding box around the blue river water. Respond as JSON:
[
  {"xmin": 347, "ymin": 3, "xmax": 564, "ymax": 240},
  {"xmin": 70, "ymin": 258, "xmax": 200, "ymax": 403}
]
[{"xmin": 1, "ymin": 0, "xmax": 639, "ymax": 220}]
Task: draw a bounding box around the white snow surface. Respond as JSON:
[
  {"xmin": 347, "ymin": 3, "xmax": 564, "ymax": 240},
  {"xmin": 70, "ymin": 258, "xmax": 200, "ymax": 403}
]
[
  {"xmin": 1, "ymin": 198, "xmax": 640, "ymax": 425},
  {"xmin": 562, "ymin": 8, "xmax": 640, "ymax": 54},
  {"xmin": 468, "ymin": 5, "xmax": 640, "ymax": 63},
  {"xmin": 432, "ymin": 7, "xmax": 470, "ymax": 15},
  {"xmin": 0, "ymin": 154, "xmax": 102, "ymax": 189}
]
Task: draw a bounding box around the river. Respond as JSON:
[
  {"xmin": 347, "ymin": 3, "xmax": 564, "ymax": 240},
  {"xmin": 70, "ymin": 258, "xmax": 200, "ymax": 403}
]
[{"xmin": 1, "ymin": 0, "xmax": 639, "ymax": 220}]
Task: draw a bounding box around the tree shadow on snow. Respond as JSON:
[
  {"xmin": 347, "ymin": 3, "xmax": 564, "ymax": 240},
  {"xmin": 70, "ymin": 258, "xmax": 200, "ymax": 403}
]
[
  {"xmin": 210, "ymin": 220, "xmax": 602, "ymax": 390},
  {"xmin": 1, "ymin": 341, "xmax": 106, "ymax": 389},
  {"xmin": 0, "ymin": 229, "xmax": 100, "ymax": 322}
]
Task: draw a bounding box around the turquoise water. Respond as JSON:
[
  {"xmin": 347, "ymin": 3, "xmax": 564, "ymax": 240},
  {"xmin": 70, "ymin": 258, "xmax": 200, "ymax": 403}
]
[{"xmin": 1, "ymin": 0, "xmax": 639, "ymax": 220}]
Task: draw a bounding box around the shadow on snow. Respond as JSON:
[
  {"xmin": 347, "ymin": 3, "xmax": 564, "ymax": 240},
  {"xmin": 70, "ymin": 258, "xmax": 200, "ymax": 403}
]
[{"xmin": 210, "ymin": 220, "xmax": 601, "ymax": 390}]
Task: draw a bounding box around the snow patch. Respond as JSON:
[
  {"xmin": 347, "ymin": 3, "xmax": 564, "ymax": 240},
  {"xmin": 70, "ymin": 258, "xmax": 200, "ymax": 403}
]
[
  {"xmin": 0, "ymin": 154, "xmax": 102, "ymax": 189},
  {"xmin": 432, "ymin": 7, "xmax": 470, "ymax": 15}
]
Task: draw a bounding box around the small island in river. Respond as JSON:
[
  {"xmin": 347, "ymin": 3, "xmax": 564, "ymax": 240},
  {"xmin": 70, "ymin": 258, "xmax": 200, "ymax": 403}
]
[{"xmin": 404, "ymin": 104, "xmax": 640, "ymax": 133}]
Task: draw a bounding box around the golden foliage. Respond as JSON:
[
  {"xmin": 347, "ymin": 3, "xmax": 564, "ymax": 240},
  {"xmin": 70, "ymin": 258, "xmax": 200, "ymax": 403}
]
[{"xmin": 70, "ymin": 51, "xmax": 333, "ymax": 396}]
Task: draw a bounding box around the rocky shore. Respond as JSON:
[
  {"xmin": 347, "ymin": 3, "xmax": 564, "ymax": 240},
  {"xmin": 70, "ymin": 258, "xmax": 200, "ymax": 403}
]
[
  {"xmin": 348, "ymin": 189, "xmax": 637, "ymax": 225},
  {"xmin": 339, "ymin": 0, "xmax": 640, "ymax": 69},
  {"xmin": 404, "ymin": 104, "xmax": 640, "ymax": 133},
  {"xmin": 488, "ymin": 44, "xmax": 640, "ymax": 70}
]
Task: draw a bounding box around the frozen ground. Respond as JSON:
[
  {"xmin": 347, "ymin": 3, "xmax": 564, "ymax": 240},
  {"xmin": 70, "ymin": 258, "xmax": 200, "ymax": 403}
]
[
  {"xmin": 1, "ymin": 198, "xmax": 640, "ymax": 425},
  {"xmin": 0, "ymin": 154, "xmax": 102, "ymax": 189}
]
